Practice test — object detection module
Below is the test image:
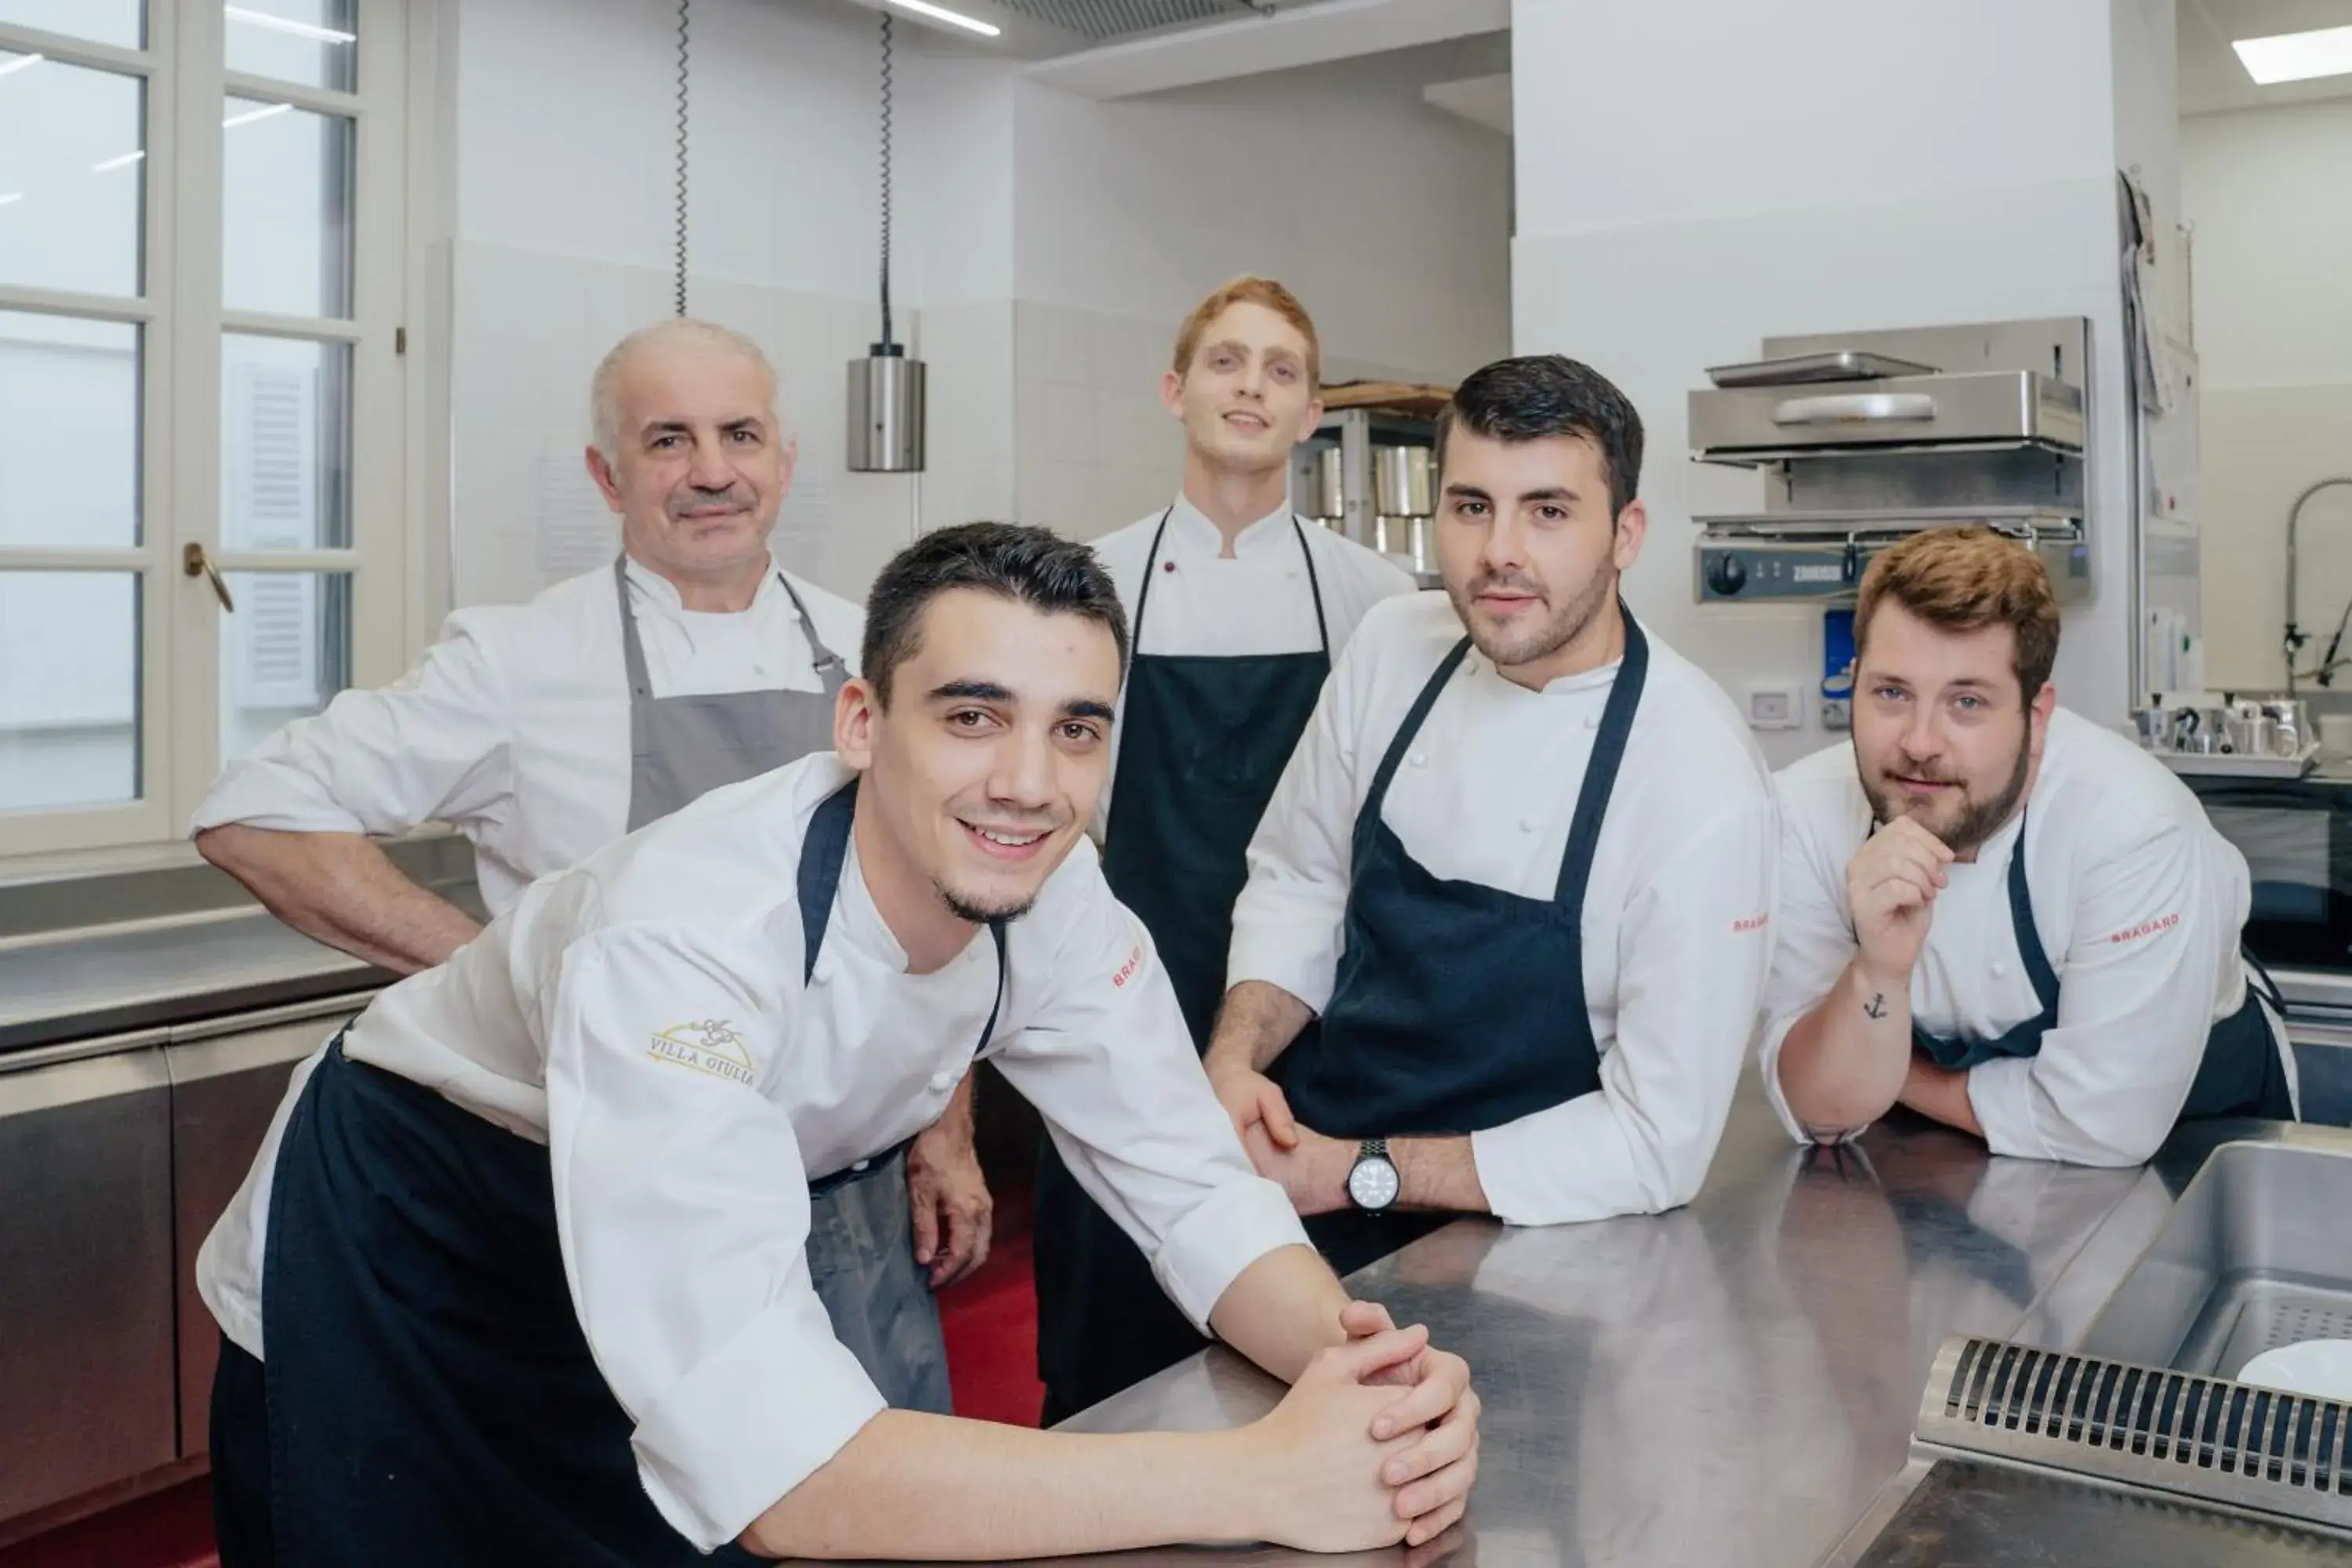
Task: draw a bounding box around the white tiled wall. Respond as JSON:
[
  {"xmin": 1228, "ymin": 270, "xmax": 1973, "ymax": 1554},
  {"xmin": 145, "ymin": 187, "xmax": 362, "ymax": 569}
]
[
  {"xmin": 448, "ymin": 239, "xmax": 920, "ymax": 612},
  {"xmin": 914, "ymin": 301, "xmax": 1018, "ymax": 536},
  {"xmin": 1012, "ymin": 302, "xmax": 1184, "ymax": 542}
]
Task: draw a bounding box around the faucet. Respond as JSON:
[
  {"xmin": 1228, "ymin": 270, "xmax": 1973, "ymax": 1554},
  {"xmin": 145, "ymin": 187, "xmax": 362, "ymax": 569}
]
[{"xmin": 2283, "ymin": 477, "xmax": 2352, "ymax": 692}]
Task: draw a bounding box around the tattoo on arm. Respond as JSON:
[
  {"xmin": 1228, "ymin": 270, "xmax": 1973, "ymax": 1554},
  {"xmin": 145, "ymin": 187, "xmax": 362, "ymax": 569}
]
[{"xmin": 1862, "ymin": 993, "xmax": 1887, "ymax": 1019}]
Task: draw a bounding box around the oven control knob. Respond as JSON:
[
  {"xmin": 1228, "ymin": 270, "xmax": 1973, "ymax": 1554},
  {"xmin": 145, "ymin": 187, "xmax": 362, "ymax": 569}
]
[{"xmin": 1705, "ymin": 552, "xmax": 1748, "ymax": 597}]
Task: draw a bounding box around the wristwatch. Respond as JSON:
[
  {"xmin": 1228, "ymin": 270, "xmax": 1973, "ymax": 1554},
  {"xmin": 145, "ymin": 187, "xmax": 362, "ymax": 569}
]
[{"xmin": 1346, "ymin": 1137, "xmax": 1400, "ymax": 1213}]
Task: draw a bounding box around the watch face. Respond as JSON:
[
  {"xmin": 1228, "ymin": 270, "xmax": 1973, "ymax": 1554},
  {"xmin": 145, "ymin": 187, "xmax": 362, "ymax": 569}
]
[{"xmin": 1348, "ymin": 1155, "xmax": 1400, "ymax": 1211}]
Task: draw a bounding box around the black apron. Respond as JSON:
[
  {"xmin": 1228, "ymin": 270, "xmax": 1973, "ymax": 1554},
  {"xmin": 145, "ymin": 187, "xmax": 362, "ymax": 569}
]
[
  {"xmin": 1279, "ymin": 612, "xmax": 1650, "ymax": 1279},
  {"xmin": 214, "ymin": 779, "xmax": 1004, "ymax": 1567},
  {"xmin": 1033, "ymin": 509, "xmax": 1332, "ymax": 1422},
  {"xmin": 1907, "ymin": 822, "xmax": 2296, "ymax": 1124}
]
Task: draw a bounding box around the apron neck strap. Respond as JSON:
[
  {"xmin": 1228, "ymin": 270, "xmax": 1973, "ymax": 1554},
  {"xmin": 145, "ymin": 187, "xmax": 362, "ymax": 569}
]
[
  {"xmin": 773, "ymin": 569, "xmax": 849, "ymax": 686},
  {"xmin": 799, "ymin": 779, "xmax": 860, "ymax": 982},
  {"xmin": 797, "ymin": 775, "xmax": 1008, "ymax": 1052},
  {"xmin": 1293, "ymin": 517, "xmax": 1332, "ymax": 659},
  {"xmin": 1361, "ymin": 637, "xmax": 1474, "ymax": 833},
  {"xmin": 618, "ymin": 554, "xmax": 848, "ymax": 699},
  {"xmin": 1356, "ymin": 607, "xmax": 1651, "ymax": 913},
  {"xmin": 2004, "ymin": 818, "xmax": 2062, "ymax": 1011},
  {"xmin": 1130, "ymin": 506, "xmax": 1332, "ymax": 661},
  {"xmin": 1552, "ymin": 606, "xmax": 1650, "ymax": 907},
  {"xmin": 1130, "ymin": 506, "xmax": 1178, "ymax": 652},
  {"xmin": 613, "ymin": 554, "xmax": 655, "ymax": 699}
]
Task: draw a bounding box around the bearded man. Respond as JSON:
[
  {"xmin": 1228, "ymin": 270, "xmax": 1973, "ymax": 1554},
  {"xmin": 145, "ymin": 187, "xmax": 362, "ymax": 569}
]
[{"xmin": 1763, "ymin": 525, "xmax": 2296, "ymax": 1165}]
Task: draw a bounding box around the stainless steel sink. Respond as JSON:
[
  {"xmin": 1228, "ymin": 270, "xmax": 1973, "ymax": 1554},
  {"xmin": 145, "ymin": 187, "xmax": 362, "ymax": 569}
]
[{"xmin": 2079, "ymin": 1138, "xmax": 2352, "ymax": 1378}]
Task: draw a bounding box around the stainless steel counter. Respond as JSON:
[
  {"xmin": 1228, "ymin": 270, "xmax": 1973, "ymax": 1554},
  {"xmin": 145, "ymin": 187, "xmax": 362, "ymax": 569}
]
[
  {"xmin": 0, "ymin": 837, "xmax": 478, "ymax": 1058},
  {"xmin": 1049, "ymin": 1077, "xmax": 2237, "ymax": 1568}
]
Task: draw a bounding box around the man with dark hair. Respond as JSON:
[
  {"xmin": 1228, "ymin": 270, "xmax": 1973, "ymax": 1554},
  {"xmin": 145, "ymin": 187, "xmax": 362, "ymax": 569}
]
[
  {"xmin": 198, "ymin": 522, "xmax": 1481, "ymax": 1566},
  {"xmin": 1203, "ymin": 356, "xmax": 1777, "ymax": 1272},
  {"xmin": 1034, "ymin": 277, "xmax": 1413, "ymax": 1424},
  {"xmin": 1764, "ymin": 526, "xmax": 2295, "ymax": 1165}
]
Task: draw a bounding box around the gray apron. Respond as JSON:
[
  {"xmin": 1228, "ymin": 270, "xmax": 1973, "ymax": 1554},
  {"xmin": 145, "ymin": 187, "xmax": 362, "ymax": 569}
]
[{"xmin": 615, "ymin": 555, "xmax": 953, "ymax": 1414}]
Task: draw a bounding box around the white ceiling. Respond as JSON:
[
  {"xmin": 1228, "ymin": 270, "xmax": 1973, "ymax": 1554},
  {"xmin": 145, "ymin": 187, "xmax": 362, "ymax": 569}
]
[{"xmin": 2182, "ymin": 0, "xmax": 2352, "ymax": 114}]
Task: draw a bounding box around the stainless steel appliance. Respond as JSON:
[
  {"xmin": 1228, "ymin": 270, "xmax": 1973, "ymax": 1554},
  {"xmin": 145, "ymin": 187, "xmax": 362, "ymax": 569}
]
[{"xmin": 1689, "ymin": 318, "xmax": 2092, "ymax": 606}]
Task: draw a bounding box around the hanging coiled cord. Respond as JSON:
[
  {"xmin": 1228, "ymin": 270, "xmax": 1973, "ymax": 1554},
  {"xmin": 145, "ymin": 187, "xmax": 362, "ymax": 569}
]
[
  {"xmin": 877, "ymin": 11, "xmax": 895, "ymax": 348},
  {"xmin": 673, "ymin": 0, "xmax": 690, "ymax": 317}
]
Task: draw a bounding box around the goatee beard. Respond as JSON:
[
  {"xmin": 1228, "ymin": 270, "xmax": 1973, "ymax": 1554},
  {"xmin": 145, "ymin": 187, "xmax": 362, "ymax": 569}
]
[{"xmin": 938, "ymin": 885, "xmax": 1036, "ymax": 926}]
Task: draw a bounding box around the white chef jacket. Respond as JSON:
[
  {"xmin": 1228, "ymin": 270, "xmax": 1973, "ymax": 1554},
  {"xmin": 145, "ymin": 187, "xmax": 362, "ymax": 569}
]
[
  {"xmin": 1759, "ymin": 706, "xmax": 2292, "ymax": 1166},
  {"xmin": 1228, "ymin": 593, "xmax": 1779, "ymax": 1226},
  {"xmin": 1088, "ymin": 497, "xmax": 1415, "ymax": 833},
  {"xmin": 195, "ymin": 752, "xmax": 1306, "ymax": 1552},
  {"xmin": 189, "ymin": 554, "xmax": 866, "ymax": 914}
]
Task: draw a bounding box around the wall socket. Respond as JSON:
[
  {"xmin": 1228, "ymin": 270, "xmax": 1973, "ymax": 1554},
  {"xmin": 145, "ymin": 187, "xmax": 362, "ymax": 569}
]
[
  {"xmin": 1821, "ymin": 697, "xmax": 1852, "ymax": 730},
  {"xmin": 1744, "ymin": 684, "xmax": 1806, "ymax": 730}
]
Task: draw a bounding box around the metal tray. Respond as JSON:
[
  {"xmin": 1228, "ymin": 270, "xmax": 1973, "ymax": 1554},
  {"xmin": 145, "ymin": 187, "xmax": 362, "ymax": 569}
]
[
  {"xmin": 2082, "ymin": 1141, "xmax": 2352, "ymax": 1379},
  {"xmin": 1704, "ymin": 350, "xmax": 1940, "ymax": 387},
  {"xmin": 2158, "ymin": 744, "xmax": 2321, "ymax": 781}
]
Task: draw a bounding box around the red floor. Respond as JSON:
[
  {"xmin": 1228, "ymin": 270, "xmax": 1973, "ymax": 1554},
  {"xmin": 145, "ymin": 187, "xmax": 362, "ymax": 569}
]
[
  {"xmin": 0, "ymin": 1187, "xmax": 1045, "ymax": 1568},
  {"xmin": 940, "ymin": 1181, "xmax": 1050, "ymax": 1427}
]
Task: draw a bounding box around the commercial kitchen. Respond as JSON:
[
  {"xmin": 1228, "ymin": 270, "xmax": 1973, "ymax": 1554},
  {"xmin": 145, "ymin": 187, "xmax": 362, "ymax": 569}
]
[{"xmin": 6, "ymin": 0, "xmax": 2352, "ymax": 1563}]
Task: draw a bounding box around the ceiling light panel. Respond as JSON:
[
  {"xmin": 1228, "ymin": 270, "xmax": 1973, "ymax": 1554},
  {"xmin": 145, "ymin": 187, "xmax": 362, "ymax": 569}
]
[{"xmin": 2233, "ymin": 24, "xmax": 2352, "ymax": 85}]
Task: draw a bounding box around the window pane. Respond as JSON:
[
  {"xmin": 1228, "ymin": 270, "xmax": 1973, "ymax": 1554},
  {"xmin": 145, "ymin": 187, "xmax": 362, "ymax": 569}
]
[
  {"xmin": 223, "ymin": 96, "xmax": 351, "ymax": 318},
  {"xmin": 0, "ymin": 570, "xmax": 139, "ymax": 811},
  {"xmin": 0, "ymin": 312, "xmax": 140, "ymax": 547},
  {"xmin": 0, "ymin": 53, "xmax": 143, "ymax": 298},
  {"xmin": 220, "ymin": 333, "xmax": 349, "ymax": 550},
  {"xmin": 220, "ymin": 570, "xmax": 347, "ymax": 765},
  {"xmin": 0, "ymin": 2, "xmax": 143, "ymax": 49},
  {"xmin": 223, "ymin": 1, "xmax": 354, "ymax": 94}
]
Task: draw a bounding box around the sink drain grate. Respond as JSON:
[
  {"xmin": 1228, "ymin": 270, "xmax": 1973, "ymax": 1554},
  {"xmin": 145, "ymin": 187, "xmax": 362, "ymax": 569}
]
[{"xmin": 1918, "ymin": 1336, "xmax": 2352, "ymax": 1534}]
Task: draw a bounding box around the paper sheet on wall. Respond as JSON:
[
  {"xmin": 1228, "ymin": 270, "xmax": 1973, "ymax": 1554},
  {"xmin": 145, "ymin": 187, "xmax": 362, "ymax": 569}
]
[{"xmin": 535, "ymin": 455, "xmax": 619, "ymax": 586}]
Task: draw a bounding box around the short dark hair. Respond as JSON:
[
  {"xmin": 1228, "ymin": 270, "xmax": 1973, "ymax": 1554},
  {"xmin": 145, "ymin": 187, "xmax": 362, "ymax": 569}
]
[
  {"xmin": 862, "ymin": 522, "xmax": 1129, "ymax": 708},
  {"xmin": 1434, "ymin": 355, "xmax": 1645, "ymax": 519}
]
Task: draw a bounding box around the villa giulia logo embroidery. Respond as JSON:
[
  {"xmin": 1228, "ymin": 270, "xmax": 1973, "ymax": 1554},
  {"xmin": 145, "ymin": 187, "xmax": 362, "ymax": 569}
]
[{"xmin": 648, "ymin": 1019, "xmax": 755, "ymax": 1085}]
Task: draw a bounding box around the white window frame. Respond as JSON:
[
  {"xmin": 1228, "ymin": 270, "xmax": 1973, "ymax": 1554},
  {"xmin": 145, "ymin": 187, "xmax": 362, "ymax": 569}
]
[{"xmin": 0, "ymin": 0, "xmax": 409, "ymax": 861}]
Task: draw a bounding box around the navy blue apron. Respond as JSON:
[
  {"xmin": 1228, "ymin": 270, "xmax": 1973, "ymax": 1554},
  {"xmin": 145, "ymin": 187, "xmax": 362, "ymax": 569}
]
[
  {"xmin": 1279, "ymin": 612, "xmax": 1651, "ymax": 1278},
  {"xmin": 1908, "ymin": 822, "xmax": 2295, "ymax": 1124},
  {"xmin": 1034, "ymin": 508, "xmax": 1334, "ymax": 1423},
  {"xmin": 213, "ymin": 779, "xmax": 1004, "ymax": 1566}
]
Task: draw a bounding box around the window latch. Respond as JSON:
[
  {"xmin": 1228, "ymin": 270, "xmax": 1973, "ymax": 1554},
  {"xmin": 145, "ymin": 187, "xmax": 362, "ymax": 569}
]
[{"xmin": 183, "ymin": 543, "xmax": 236, "ymax": 613}]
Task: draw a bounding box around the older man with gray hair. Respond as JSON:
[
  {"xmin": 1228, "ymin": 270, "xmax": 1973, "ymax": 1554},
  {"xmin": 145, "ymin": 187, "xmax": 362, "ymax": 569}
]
[{"xmin": 191, "ymin": 318, "xmax": 988, "ymax": 1412}]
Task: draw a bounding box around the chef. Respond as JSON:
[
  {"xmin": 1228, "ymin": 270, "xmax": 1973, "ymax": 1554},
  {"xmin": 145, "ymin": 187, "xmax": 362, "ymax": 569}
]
[
  {"xmin": 1204, "ymin": 354, "xmax": 1778, "ymax": 1275},
  {"xmin": 198, "ymin": 523, "xmax": 1480, "ymax": 1566},
  {"xmin": 1033, "ymin": 277, "xmax": 1414, "ymax": 1422},
  {"xmin": 1762, "ymin": 525, "xmax": 2296, "ymax": 1164},
  {"xmin": 187, "ymin": 318, "xmax": 986, "ymax": 1411}
]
